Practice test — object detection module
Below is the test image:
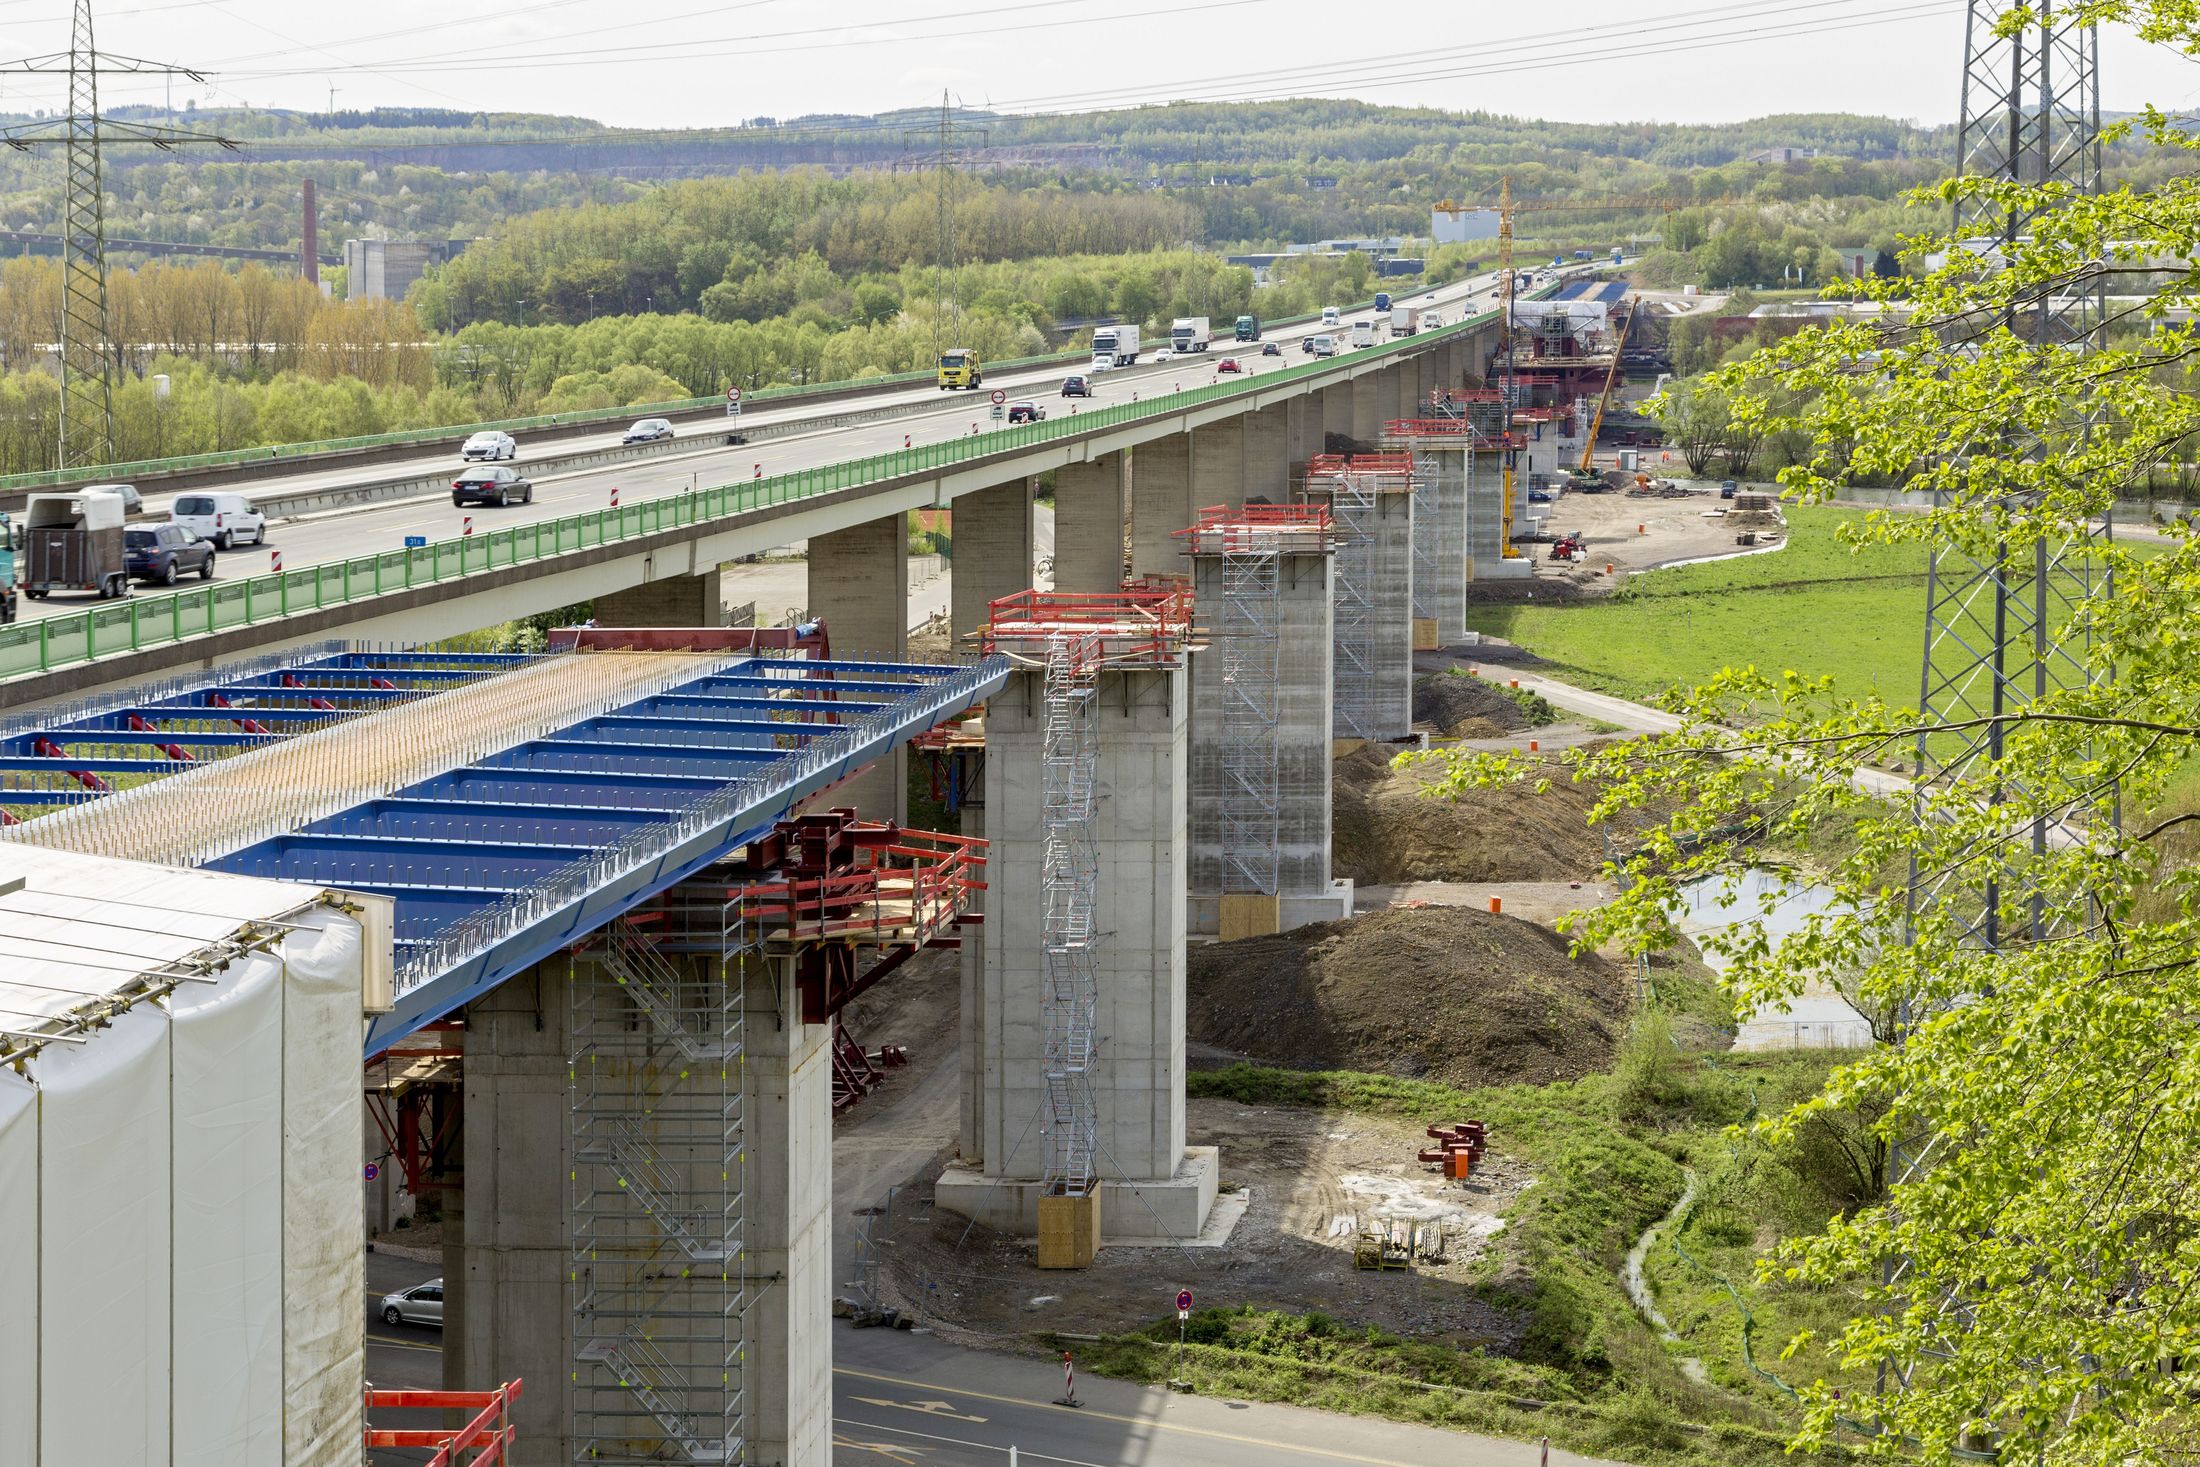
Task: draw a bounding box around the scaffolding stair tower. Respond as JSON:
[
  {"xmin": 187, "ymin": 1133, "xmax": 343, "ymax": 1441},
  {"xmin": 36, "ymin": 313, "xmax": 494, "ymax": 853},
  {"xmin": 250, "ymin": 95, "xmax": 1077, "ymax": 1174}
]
[{"xmin": 1039, "ymin": 632, "xmax": 1103, "ymax": 1198}]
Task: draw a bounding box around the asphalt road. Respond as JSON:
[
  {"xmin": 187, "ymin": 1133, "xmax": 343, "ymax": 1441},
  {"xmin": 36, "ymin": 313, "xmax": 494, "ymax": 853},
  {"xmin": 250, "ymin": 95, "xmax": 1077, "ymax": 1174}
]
[
  {"xmin": 353, "ymin": 1249, "xmax": 1626, "ymax": 1467},
  {"xmin": 13, "ymin": 271, "xmax": 1506, "ymax": 627}
]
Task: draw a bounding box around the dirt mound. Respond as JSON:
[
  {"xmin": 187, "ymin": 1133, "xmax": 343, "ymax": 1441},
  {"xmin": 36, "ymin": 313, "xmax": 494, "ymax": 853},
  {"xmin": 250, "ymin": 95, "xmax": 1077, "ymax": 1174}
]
[
  {"xmin": 1332, "ymin": 750, "xmax": 1608, "ymax": 885},
  {"xmin": 1187, "ymin": 905, "xmax": 1626, "ymax": 1088},
  {"xmin": 1411, "ymin": 673, "xmax": 1531, "ymax": 738}
]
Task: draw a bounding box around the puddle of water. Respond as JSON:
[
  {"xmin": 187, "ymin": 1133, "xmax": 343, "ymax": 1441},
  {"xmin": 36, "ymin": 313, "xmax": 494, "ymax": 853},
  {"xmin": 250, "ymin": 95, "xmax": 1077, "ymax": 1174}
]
[{"xmin": 1676, "ymin": 869, "xmax": 1874, "ymax": 1051}]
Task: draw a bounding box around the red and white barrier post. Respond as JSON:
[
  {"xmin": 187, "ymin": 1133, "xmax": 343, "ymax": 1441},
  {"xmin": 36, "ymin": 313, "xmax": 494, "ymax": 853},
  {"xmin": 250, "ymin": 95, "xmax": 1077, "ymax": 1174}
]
[
  {"xmin": 462, "ymin": 516, "xmax": 474, "ymax": 537},
  {"xmin": 270, "ymin": 550, "xmax": 282, "ymax": 573},
  {"xmin": 610, "ymin": 484, "xmax": 620, "ymax": 509}
]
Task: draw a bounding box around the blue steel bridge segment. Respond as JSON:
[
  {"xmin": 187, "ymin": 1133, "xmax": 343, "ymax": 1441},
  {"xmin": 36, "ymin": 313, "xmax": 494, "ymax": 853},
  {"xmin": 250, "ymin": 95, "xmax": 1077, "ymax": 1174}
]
[
  {"xmin": 139, "ymin": 650, "xmax": 1017, "ymax": 1059},
  {"xmin": 0, "ymin": 642, "xmax": 538, "ymax": 813}
]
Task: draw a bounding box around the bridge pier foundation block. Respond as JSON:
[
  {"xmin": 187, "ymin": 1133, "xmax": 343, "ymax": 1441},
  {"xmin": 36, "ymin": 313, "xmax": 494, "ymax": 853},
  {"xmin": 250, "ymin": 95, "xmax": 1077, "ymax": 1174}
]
[
  {"xmin": 1287, "ymin": 395, "xmax": 1321, "ymax": 469},
  {"xmin": 938, "ymin": 660, "xmax": 1217, "ymax": 1245},
  {"xmin": 810, "ymin": 514, "xmax": 910, "ymax": 821},
  {"xmin": 949, "ymin": 478, "xmax": 1035, "ymax": 642},
  {"xmin": 1052, "ymin": 452, "xmax": 1129, "ymax": 593},
  {"xmin": 1129, "ymin": 432, "xmax": 1194, "ymax": 579}
]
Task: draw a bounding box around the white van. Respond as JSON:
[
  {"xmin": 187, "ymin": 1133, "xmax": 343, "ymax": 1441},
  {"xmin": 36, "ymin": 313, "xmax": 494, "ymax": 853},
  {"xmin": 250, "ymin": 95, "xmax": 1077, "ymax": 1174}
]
[
  {"xmin": 170, "ymin": 491, "xmax": 268, "ymax": 550},
  {"xmin": 1321, "ymin": 306, "xmax": 1341, "ymax": 327},
  {"xmin": 1310, "ymin": 334, "xmax": 1338, "ymax": 357}
]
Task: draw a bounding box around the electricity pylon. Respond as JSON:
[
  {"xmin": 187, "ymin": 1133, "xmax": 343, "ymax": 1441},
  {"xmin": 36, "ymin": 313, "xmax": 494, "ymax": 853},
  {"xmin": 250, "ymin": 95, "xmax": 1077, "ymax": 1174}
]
[{"xmin": 0, "ymin": 0, "xmax": 236, "ymax": 469}]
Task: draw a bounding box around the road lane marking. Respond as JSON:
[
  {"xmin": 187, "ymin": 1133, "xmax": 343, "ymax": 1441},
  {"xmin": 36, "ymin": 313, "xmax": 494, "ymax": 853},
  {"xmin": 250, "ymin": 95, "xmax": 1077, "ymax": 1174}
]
[
  {"xmin": 834, "ymin": 1367, "xmax": 1433, "ymax": 1466},
  {"xmin": 367, "ymin": 1333, "xmax": 442, "ymax": 1353},
  {"xmin": 837, "ymin": 1417, "xmax": 1110, "ymax": 1466},
  {"xmin": 834, "ymin": 1429, "xmax": 930, "ymax": 1463},
  {"xmin": 852, "ymin": 1396, "xmax": 988, "ymax": 1423}
]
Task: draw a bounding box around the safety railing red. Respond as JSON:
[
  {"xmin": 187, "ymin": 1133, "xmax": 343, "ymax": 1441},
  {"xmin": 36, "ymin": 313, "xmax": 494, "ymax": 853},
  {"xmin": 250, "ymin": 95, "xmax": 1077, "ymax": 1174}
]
[{"xmin": 364, "ymin": 1379, "xmax": 523, "ymax": 1466}]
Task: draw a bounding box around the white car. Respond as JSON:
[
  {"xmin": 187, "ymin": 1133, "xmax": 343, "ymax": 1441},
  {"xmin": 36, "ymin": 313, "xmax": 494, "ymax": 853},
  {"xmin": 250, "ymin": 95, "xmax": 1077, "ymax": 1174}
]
[
  {"xmin": 170, "ymin": 491, "xmax": 267, "ymax": 550},
  {"xmin": 622, "ymin": 418, "xmax": 674, "ymax": 444},
  {"xmin": 380, "ymin": 1278, "xmax": 444, "ymax": 1328},
  {"xmin": 461, "ymin": 430, "xmax": 517, "ymax": 462},
  {"xmin": 1155, "ymin": 348, "xmax": 1175, "ymax": 361}
]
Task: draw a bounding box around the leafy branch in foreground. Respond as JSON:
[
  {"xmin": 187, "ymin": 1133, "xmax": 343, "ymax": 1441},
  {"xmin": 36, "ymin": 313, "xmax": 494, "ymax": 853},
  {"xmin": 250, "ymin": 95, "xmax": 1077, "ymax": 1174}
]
[{"xmin": 1420, "ymin": 8, "xmax": 2200, "ymax": 1460}]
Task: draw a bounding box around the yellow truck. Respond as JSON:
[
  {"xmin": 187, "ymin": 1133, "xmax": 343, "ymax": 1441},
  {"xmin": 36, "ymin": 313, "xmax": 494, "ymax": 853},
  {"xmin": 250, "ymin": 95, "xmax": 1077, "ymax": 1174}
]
[{"xmin": 936, "ymin": 348, "xmax": 983, "ymax": 390}]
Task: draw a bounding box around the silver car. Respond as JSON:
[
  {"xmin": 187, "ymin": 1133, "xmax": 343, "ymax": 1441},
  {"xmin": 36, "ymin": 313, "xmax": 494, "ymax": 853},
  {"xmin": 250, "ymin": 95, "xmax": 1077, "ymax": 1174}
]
[
  {"xmin": 380, "ymin": 1278, "xmax": 444, "ymax": 1327},
  {"xmin": 461, "ymin": 430, "xmax": 517, "ymax": 462}
]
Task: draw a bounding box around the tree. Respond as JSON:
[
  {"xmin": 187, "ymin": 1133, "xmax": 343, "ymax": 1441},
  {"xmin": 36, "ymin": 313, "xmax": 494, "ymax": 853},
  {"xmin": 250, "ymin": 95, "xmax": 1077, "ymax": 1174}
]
[
  {"xmin": 1659, "ymin": 377, "xmax": 1733, "ymax": 474},
  {"xmin": 1425, "ymin": 7, "xmax": 2200, "ymax": 1462}
]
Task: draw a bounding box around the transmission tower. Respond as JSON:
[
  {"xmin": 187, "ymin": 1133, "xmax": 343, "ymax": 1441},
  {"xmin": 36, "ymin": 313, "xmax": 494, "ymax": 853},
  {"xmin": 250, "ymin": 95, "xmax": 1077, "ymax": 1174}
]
[
  {"xmin": 1887, "ymin": 0, "xmax": 2108, "ymax": 1412},
  {"xmin": 901, "ymin": 95, "xmax": 987, "ymax": 371},
  {"xmin": 0, "ymin": 0, "xmax": 236, "ymax": 469}
]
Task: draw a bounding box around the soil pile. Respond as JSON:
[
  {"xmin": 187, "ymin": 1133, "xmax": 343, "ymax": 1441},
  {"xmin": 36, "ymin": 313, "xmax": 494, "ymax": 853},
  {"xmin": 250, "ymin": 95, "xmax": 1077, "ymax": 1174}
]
[
  {"xmin": 1331, "ymin": 746, "xmax": 1608, "ymax": 884},
  {"xmin": 1188, "ymin": 905, "xmax": 1626, "ymax": 1088},
  {"xmin": 1412, "ymin": 673, "xmax": 1532, "ymax": 739}
]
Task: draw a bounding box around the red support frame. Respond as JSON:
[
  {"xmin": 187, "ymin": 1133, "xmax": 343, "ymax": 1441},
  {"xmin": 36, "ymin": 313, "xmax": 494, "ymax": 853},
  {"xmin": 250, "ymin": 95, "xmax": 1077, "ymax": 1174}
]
[{"xmin": 364, "ymin": 1378, "xmax": 524, "ymax": 1465}]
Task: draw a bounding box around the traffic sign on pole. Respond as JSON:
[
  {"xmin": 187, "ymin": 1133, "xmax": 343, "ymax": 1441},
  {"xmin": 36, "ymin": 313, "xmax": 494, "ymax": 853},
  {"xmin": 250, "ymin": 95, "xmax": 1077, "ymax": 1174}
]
[
  {"xmin": 363, "ymin": 1162, "xmax": 380, "ymax": 1182},
  {"xmin": 989, "ymin": 388, "xmax": 1006, "ymax": 405},
  {"xmin": 1176, "ymin": 1289, "xmax": 1193, "ymax": 1312},
  {"xmin": 725, "ymin": 386, "xmax": 743, "ymax": 418}
]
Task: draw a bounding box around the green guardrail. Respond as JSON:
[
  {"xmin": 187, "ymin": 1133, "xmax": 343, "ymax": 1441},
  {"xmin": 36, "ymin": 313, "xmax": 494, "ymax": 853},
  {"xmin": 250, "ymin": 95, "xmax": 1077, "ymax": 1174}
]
[
  {"xmin": 0, "ymin": 282, "xmax": 1456, "ymax": 498},
  {"xmin": 0, "ymin": 292, "xmax": 1537, "ymax": 685}
]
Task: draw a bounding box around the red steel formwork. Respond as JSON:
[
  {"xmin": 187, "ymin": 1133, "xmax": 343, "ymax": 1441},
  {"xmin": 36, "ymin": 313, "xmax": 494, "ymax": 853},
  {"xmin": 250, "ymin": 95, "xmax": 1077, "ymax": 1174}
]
[
  {"xmin": 983, "ymin": 587, "xmax": 1195, "ymax": 666},
  {"xmin": 1171, "ymin": 502, "xmax": 1335, "ymax": 556},
  {"xmin": 364, "ymin": 1379, "xmax": 524, "ymax": 1465}
]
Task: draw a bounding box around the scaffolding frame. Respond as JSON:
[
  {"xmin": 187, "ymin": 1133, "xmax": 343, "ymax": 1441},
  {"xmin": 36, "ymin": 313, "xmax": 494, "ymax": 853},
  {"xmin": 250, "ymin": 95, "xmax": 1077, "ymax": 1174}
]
[
  {"xmin": 1039, "ymin": 631, "xmax": 1102, "ymax": 1197},
  {"xmin": 570, "ymin": 903, "xmax": 753, "ymax": 1465},
  {"xmin": 1176, "ymin": 506, "xmax": 1334, "ymax": 895},
  {"xmin": 1308, "ymin": 456, "xmax": 1410, "ymax": 739}
]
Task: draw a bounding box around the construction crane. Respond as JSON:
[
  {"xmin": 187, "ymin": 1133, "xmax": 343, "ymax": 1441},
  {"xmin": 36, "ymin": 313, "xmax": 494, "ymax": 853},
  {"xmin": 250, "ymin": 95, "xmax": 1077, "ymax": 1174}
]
[
  {"xmin": 1489, "ymin": 179, "xmax": 1677, "ymax": 555},
  {"xmin": 1580, "ymin": 295, "xmax": 1635, "ymax": 475}
]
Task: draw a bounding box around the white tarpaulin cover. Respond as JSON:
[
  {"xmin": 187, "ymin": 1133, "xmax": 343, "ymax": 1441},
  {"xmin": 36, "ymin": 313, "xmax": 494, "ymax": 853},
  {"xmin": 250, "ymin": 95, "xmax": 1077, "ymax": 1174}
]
[{"xmin": 0, "ymin": 844, "xmax": 375, "ymax": 1467}]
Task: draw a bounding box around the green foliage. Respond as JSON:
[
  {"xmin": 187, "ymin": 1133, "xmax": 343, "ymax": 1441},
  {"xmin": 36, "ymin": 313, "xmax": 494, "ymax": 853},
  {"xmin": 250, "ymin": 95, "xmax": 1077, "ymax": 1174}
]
[{"xmin": 1427, "ymin": 14, "xmax": 2200, "ymax": 1451}]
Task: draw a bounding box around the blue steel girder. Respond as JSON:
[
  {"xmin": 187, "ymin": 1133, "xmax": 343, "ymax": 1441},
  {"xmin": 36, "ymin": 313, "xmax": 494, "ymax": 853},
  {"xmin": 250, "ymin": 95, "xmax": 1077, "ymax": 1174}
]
[
  {"xmin": 4, "ymin": 729, "xmax": 285, "ymax": 754},
  {"xmin": 702, "ymin": 674, "xmax": 940, "ymax": 697},
  {"xmin": 359, "ymin": 653, "xmax": 1009, "ymax": 1057},
  {"xmin": 309, "ymin": 796, "xmax": 674, "ymax": 847},
  {"xmin": 638, "ymin": 691, "xmax": 892, "ymax": 718}
]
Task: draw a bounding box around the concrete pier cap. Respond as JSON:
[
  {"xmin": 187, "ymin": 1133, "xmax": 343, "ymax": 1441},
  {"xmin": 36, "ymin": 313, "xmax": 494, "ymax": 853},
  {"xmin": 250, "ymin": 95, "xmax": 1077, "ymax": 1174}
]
[{"xmin": 936, "ymin": 586, "xmax": 1221, "ymax": 1250}]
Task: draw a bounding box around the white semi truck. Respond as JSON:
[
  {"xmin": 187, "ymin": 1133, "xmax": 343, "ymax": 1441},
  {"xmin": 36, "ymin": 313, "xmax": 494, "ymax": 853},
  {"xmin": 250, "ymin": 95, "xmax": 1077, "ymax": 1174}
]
[
  {"xmin": 1389, "ymin": 305, "xmax": 1421, "ymax": 337},
  {"xmin": 1169, "ymin": 316, "xmax": 1212, "ymax": 353},
  {"xmin": 1090, "ymin": 324, "xmax": 1141, "ymax": 367}
]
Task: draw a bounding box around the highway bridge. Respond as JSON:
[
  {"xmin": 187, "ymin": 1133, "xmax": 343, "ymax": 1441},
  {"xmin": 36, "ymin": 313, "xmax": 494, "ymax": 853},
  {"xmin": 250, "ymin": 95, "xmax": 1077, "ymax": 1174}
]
[
  {"xmin": 0, "ymin": 264, "xmax": 1532, "ymax": 718},
  {"xmin": 0, "ymin": 227, "xmax": 339, "ymax": 266}
]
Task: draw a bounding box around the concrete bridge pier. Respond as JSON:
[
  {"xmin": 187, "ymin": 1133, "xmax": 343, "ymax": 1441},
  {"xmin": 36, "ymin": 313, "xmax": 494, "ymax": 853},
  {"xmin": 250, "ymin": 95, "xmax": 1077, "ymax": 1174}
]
[
  {"xmin": 1245, "ymin": 403, "xmax": 1291, "ymax": 503},
  {"xmin": 1349, "ymin": 374, "xmax": 1386, "ymax": 443},
  {"xmin": 446, "ymin": 947, "xmax": 836, "ymax": 1467},
  {"xmin": 1130, "ymin": 433, "xmax": 1194, "ymax": 578},
  {"xmin": 593, "ymin": 569, "xmax": 730, "ymax": 628},
  {"xmin": 938, "ymin": 653, "xmax": 1216, "ymax": 1244},
  {"xmin": 1287, "ymin": 395, "xmax": 1322, "ymax": 468},
  {"xmin": 1192, "ymin": 420, "xmax": 1245, "ymax": 515},
  {"xmin": 810, "ymin": 514, "xmax": 910, "ymax": 820},
  {"xmin": 949, "ymin": 477, "xmax": 1036, "ymax": 642},
  {"xmin": 1052, "ymin": 452, "xmax": 1129, "ymax": 593},
  {"xmin": 1319, "ymin": 383, "xmax": 1352, "ymax": 449}
]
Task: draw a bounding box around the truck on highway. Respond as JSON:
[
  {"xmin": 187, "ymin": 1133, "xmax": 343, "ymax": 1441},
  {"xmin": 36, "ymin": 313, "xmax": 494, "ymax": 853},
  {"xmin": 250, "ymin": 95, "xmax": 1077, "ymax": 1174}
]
[
  {"xmin": 1321, "ymin": 305, "xmax": 1340, "ymax": 326},
  {"xmin": 1374, "ymin": 291, "xmax": 1392, "ymax": 313},
  {"xmin": 1170, "ymin": 316, "xmax": 1212, "ymax": 353},
  {"xmin": 1613, "ymin": 247, "xmax": 1624, "ymax": 265},
  {"xmin": 1090, "ymin": 324, "xmax": 1140, "ymax": 367},
  {"xmin": 0, "ymin": 511, "xmax": 17, "ymax": 623},
  {"xmin": 1234, "ymin": 314, "xmax": 1261, "ymax": 342},
  {"xmin": 1389, "ymin": 304, "xmax": 1421, "ymax": 337},
  {"xmin": 23, "ymin": 488, "xmax": 129, "ymax": 601},
  {"xmin": 1349, "ymin": 320, "xmax": 1377, "ymax": 350},
  {"xmin": 937, "ymin": 348, "xmax": 983, "ymax": 390}
]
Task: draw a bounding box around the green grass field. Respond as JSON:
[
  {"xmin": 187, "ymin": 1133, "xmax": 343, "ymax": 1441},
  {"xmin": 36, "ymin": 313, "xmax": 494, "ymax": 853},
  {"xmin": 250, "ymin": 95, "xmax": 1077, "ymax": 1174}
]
[{"xmin": 1469, "ymin": 506, "xmax": 1930, "ymax": 710}]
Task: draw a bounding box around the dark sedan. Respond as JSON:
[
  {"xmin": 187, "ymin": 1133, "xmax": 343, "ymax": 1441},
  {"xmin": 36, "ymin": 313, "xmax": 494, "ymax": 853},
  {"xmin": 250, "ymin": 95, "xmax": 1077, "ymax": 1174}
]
[
  {"xmin": 124, "ymin": 524, "xmax": 215, "ymax": 585},
  {"xmin": 452, "ymin": 465, "xmax": 535, "ymax": 508}
]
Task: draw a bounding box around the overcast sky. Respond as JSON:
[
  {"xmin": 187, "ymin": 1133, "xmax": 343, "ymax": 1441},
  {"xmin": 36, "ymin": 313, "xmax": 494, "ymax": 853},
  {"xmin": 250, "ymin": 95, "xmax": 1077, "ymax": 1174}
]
[{"xmin": 8, "ymin": 0, "xmax": 2195, "ymax": 132}]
